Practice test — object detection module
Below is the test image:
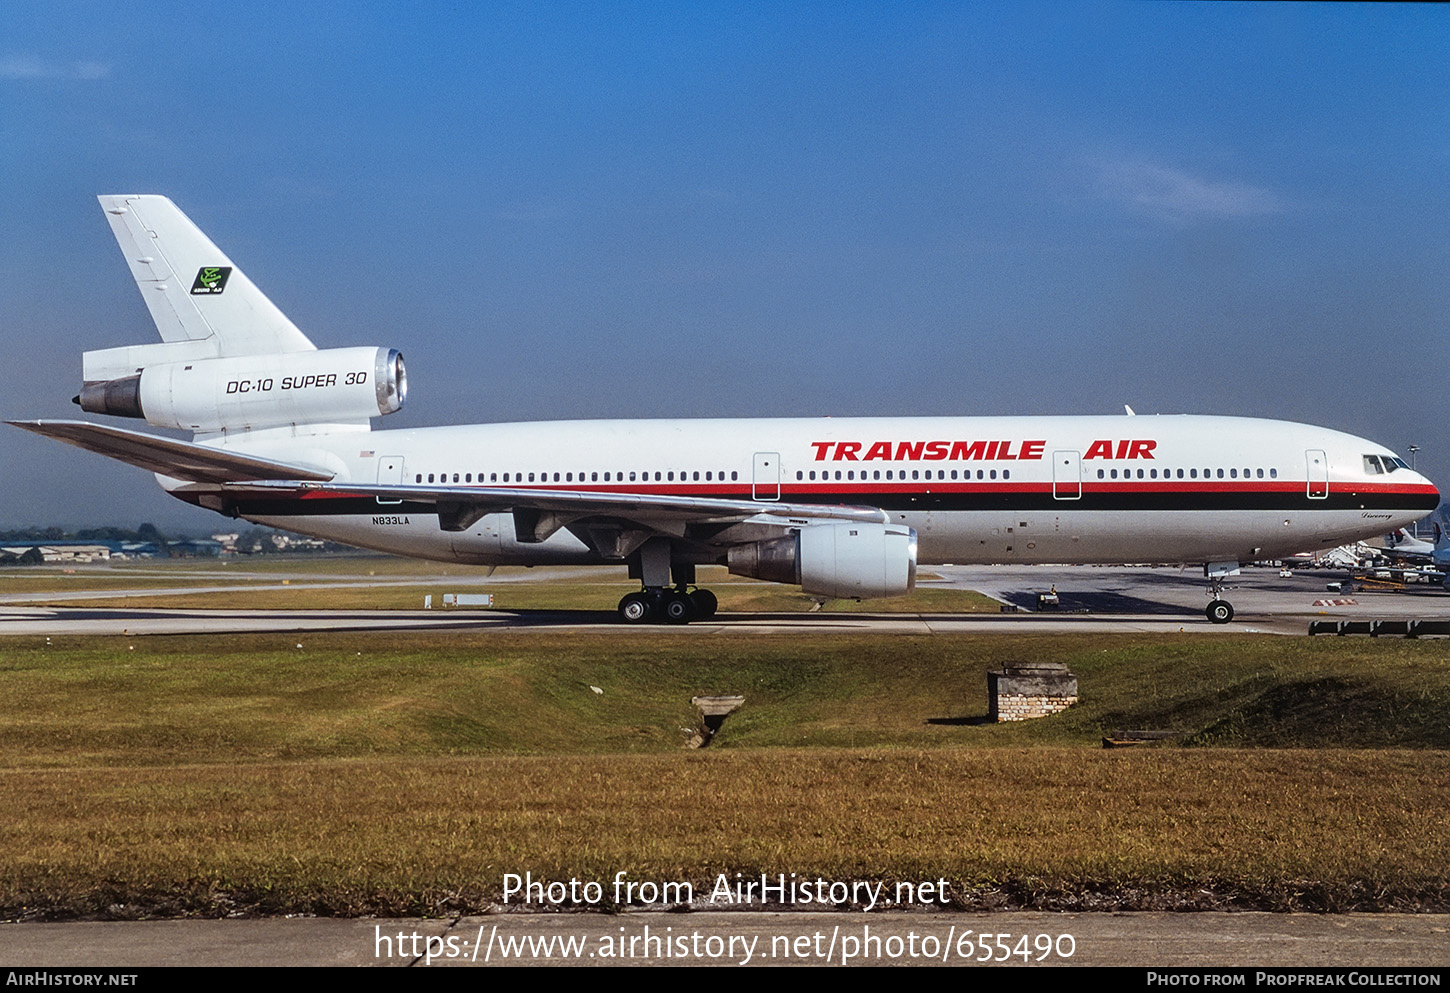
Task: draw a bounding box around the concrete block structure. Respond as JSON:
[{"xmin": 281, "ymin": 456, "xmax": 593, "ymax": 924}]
[{"xmin": 988, "ymin": 663, "xmax": 1078, "ymax": 722}]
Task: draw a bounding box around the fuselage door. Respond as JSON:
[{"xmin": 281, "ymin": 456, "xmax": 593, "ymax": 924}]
[
  {"xmin": 377, "ymin": 455, "xmax": 405, "ymax": 505},
  {"xmin": 1052, "ymin": 450, "xmax": 1082, "ymax": 500},
  {"xmin": 753, "ymin": 452, "xmax": 780, "ymax": 501},
  {"xmin": 1306, "ymin": 449, "xmax": 1329, "ymax": 500}
]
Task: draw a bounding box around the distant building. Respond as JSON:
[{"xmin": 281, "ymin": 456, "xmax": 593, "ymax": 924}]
[{"xmin": 0, "ymin": 543, "xmax": 112, "ymax": 563}]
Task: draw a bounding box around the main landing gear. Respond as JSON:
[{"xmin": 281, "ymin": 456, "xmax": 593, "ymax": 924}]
[
  {"xmin": 617, "ymin": 586, "xmax": 719, "ymax": 624},
  {"xmin": 618, "ymin": 539, "xmax": 719, "ymax": 624},
  {"xmin": 1203, "ymin": 561, "xmax": 1239, "ymax": 624}
]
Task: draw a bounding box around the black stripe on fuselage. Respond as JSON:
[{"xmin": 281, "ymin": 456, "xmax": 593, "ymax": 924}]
[{"xmin": 176, "ymin": 485, "xmax": 1440, "ymax": 517}]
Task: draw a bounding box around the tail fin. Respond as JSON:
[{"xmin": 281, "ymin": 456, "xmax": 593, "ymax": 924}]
[
  {"xmin": 75, "ymin": 196, "xmax": 404, "ymax": 437},
  {"xmin": 89, "ymin": 196, "xmax": 314, "ymax": 379}
]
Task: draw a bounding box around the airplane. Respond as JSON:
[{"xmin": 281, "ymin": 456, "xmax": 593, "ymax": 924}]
[
  {"xmin": 1376, "ymin": 527, "xmax": 1437, "ymax": 563},
  {"xmin": 8, "ymin": 195, "xmax": 1441, "ymax": 625}
]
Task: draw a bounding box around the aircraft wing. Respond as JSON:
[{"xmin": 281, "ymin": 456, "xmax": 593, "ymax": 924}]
[
  {"xmin": 8, "ymin": 420, "xmax": 335, "ymax": 484},
  {"xmin": 218, "ymin": 478, "xmax": 890, "ymax": 539}
]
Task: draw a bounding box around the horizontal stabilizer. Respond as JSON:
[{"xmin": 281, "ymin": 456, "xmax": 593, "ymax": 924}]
[{"xmin": 8, "ymin": 420, "xmax": 334, "ymax": 484}]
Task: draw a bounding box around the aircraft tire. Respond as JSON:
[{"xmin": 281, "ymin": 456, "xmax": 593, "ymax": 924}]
[
  {"xmin": 689, "ymin": 589, "xmax": 718, "ymax": 619},
  {"xmin": 662, "ymin": 591, "xmax": 695, "ymax": 624},
  {"xmin": 619, "ymin": 592, "xmax": 654, "ymax": 624},
  {"xmin": 1205, "ymin": 599, "xmax": 1234, "ymax": 624}
]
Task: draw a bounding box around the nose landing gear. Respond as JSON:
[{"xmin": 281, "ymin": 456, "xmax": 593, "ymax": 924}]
[{"xmin": 1203, "ymin": 561, "xmax": 1240, "ymax": 624}]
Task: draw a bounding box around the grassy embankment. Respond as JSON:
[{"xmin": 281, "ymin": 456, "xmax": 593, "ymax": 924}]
[{"xmin": 0, "ymin": 631, "xmax": 1447, "ymax": 917}]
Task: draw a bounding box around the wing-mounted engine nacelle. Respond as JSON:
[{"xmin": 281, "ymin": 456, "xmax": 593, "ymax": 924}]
[
  {"xmin": 77, "ymin": 346, "xmax": 406, "ymax": 433},
  {"xmin": 727, "ymin": 522, "xmax": 918, "ymax": 599}
]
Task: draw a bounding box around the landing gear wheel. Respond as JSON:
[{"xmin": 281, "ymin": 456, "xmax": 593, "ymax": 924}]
[
  {"xmin": 662, "ymin": 591, "xmax": 695, "ymax": 624},
  {"xmin": 689, "ymin": 589, "xmax": 718, "ymax": 619},
  {"xmin": 1206, "ymin": 599, "xmax": 1234, "ymax": 624},
  {"xmin": 619, "ymin": 592, "xmax": 654, "ymax": 624}
]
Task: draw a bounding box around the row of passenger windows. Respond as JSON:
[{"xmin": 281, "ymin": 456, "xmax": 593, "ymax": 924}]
[
  {"xmin": 417, "ymin": 470, "xmax": 742, "ymax": 484},
  {"xmin": 796, "ymin": 468, "xmax": 1011, "ymax": 481},
  {"xmin": 412, "ymin": 465, "xmax": 1287, "ymax": 485},
  {"xmin": 1098, "ymin": 467, "xmax": 1279, "ymax": 480}
]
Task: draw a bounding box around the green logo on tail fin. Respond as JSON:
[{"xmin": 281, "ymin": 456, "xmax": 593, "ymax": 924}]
[{"xmin": 190, "ymin": 266, "xmax": 232, "ymax": 295}]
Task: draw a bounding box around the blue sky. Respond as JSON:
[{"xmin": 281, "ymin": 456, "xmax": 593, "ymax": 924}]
[{"xmin": 1, "ymin": 2, "xmax": 1447, "ymax": 529}]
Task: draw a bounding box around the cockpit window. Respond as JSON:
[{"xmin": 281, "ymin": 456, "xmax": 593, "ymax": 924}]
[{"xmin": 1363, "ymin": 455, "xmax": 1385, "ymax": 475}]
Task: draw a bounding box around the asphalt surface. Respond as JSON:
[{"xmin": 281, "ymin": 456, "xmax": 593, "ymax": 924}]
[
  {"xmin": 1, "ymin": 563, "xmax": 1445, "ymax": 636},
  {"xmin": 3, "ymin": 912, "xmax": 1447, "ymax": 967}
]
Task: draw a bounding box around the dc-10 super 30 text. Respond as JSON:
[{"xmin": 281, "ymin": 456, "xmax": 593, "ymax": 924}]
[{"xmin": 11, "ymin": 196, "xmax": 1438, "ymax": 624}]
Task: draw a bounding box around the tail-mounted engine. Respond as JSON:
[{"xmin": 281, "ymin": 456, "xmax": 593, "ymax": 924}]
[{"xmin": 77, "ymin": 346, "xmax": 406, "ymax": 433}]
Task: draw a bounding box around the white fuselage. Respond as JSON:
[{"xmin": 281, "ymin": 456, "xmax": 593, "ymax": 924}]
[{"xmin": 172, "ymin": 413, "xmax": 1438, "ymax": 569}]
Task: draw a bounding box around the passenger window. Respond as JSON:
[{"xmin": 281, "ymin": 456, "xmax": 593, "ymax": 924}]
[
  {"xmin": 428, "ymin": 473, "xmax": 435, "ymax": 483},
  {"xmin": 1230, "ymin": 469, "xmax": 1238, "ymax": 479},
  {"xmin": 1003, "ymin": 470, "xmax": 1010, "ymax": 480},
  {"xmin": 1098, "ymin": 469, "xmax": 1104, "ymax": 479},
  {"xmin": 1216, "ymin": 469, "xmax": 1224, "ymax": 479},
  {"xmin": 1110, "ymin": 469, "xmax": 1118, "ymax": 479},
  {"xmin": 731, "ymin": 471, "xmax": 738, "ymax": 481},
  {"xmin": 796, "ymin": 471, "xmax": 803, "ymax": 480},
  {"xmin": 415, "ymin": 474, "xmax": 422, "ymax": 483},
  {"xmin": 1189, "ymin": 469, "xmax": 1197, "ymax": 479},
  {"xmin": 989, "ymin": 470, "xmax": 997, "ymax": 480},
  {"xmin": 1270, "ymin": 468, "xmax": 1278, "ymax": 478}
]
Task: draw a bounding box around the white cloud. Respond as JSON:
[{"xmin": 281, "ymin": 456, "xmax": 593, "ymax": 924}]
[
  {"xmin": 0, "ymin": 56, "xmax": 112, "ymax": 80},
  {"xmin": 1094, "ymin": 157, "xmax": 1284, "ymax": 222}
]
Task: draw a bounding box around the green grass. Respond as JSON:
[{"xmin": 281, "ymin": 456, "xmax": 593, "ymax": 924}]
[
  {"xmin": 2, "ymin": 630, "xmax": 1448, "ymax": 918},
  {"xmin": 4, "ymin": 632, "xmax": 1450, "ymax": 768}
]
